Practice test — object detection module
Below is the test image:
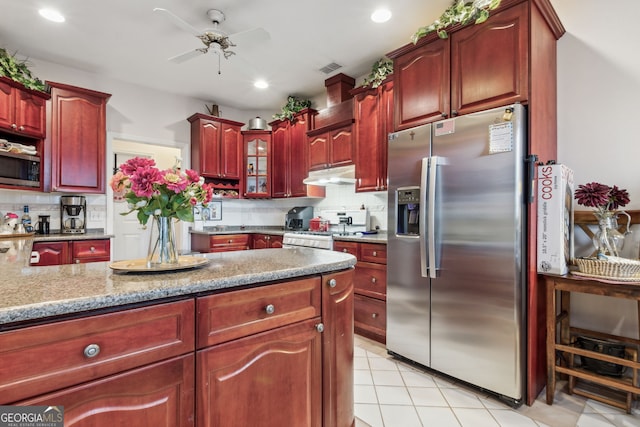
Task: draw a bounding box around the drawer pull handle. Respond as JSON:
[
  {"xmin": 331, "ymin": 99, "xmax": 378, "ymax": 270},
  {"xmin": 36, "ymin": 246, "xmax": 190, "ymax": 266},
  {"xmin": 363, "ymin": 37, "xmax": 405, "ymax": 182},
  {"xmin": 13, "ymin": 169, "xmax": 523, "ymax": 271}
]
[
  {"xmin": 265, "ymin": 304, "xmax": 275, "ymax": 315},
  {"xmin": 371, "ymin": 277, "xmax": 377, "ymax": 284},
  {"xmin": 83, "ymin": 344, "xmax": 101, "ymax": 358},
  {"xmin": 372, "ymin": 313, "xmax": 378, "ymax": 319},
  {"xmin": 328, "ymin": 278, "xmax": 337, "ymax": 288},
  {"xmin": 315, "ymin": 323, "xmax": 325, "ymax": 333},
  {"xmin": 90, "ymin": 246, "xmax": 95, "ymax": 252}
]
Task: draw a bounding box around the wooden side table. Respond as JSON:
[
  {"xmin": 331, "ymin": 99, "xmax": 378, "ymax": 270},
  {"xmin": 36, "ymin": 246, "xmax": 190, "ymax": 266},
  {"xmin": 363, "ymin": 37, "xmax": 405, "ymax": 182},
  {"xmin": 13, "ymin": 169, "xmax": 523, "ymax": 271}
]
[{"xmin": 544, "ymin": 274, "xmax": 640, "ymax": 413}]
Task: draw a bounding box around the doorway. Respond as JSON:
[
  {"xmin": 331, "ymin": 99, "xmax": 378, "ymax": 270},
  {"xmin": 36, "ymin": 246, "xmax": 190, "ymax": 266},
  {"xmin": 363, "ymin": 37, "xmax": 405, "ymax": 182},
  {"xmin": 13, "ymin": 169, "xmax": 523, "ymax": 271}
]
[{"xmin": 107, "ymin": 136, "xmax": 185, "ymax": 261}]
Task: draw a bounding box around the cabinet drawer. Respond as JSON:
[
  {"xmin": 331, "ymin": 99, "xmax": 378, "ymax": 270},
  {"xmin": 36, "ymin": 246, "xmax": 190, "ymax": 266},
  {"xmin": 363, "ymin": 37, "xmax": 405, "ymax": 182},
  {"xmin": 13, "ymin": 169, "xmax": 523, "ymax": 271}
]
[
  {"xmin": 333, "ymin": 241, "xmax": 358, "ymax": 258},
  {"xmin": 210, "ymin": 234, "xmax": 250, "ymax": 251},
  {"xmin": 197, "ymin": 277, "xmax": 321, "ymax": 348},
  {"xmin": 71, "ymin": 239, "xmax": 110, "ymax": 263},
  {"xmin": 355, "ymin": 262, "xmax": 386, "ymax": 299},
  {"xmin": 0, "ymin": 299, "xmax": 195, "ymax": 404},
  {"xmin": 354, "ymin": 294, "xmax": 386, "ymax": 343},
  {"xmin": 360, "ymin": 243, "xmax": 386, "ymax": 264}
]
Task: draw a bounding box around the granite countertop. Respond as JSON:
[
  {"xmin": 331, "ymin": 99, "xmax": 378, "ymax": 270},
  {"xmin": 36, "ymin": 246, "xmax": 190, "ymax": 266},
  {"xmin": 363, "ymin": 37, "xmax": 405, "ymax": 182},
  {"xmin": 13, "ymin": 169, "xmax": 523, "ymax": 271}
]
[
  {"xmin": 0, "ymin": 248, "xmax": 356, "ymax": 327},
  {"xmin": 189, "ymin": 226, "xmax": 286, "ymax": 236},
  {"xmin": 332, "ymin": 231, "xmax": 388, "ymax": 244},
  {"xmin": 32, "ymin": 229, "xmax": 113, "ymax": 242}
]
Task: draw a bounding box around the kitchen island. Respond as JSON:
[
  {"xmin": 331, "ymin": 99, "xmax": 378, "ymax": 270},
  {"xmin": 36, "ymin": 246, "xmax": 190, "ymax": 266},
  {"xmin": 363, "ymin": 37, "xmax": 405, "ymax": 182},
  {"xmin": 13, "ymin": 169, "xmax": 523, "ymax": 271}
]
[{"xmin": 0, "ymin": 248, "xmax": 356, "ymax": 427}]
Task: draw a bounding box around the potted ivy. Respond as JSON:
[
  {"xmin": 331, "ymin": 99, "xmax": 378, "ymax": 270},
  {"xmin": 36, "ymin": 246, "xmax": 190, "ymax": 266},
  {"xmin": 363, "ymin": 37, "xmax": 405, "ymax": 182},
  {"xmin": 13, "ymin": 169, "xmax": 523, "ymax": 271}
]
[
  {"xmin": 272, "ymin": 96, "xmax": 312, "ymax": 122},
  {"xmin": 412, "ymin": 0, "xmax": 501, "ymax": 43},
  {"xmin": 360, "ymin": 57, "xmax": 393, "ymax": 89},
  {"xmin": 0, "ymin": 48, "xmax": 46, "ymax": 92}
]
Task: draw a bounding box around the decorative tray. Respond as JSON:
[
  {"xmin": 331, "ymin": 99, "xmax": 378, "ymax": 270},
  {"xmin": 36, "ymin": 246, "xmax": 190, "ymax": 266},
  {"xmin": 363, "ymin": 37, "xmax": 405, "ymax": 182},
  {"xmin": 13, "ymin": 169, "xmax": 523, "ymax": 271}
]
[
  {"xmin": 571, "ymin": 271, "xmax": 640, "ymax": 283},
  {"xmin": 109, "ymin": 256, "xmax": 210, "ymax": 273}
]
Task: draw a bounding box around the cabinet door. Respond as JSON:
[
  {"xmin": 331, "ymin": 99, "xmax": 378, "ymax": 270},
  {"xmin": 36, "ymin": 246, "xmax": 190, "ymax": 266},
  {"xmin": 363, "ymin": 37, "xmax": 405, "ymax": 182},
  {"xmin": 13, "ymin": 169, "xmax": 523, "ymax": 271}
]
[
  {"xmin": 31, "ymin": 241, "xmax": 69, "ymax": 266},
  {"xmin": 288, "ymin": 113, "xmax": 311, "ymax": 197},
  {"xmin": 321, "ymin": 269, "xmax": 355, "ymax": 427},
  {"xmin": 450, "ymin": 3, "xmax": 528, "ymax": 116},
  {"xmin": 49, "ymin": 82, "xmax": 110, "ymax": 193},
  {"xmin": 197, "ymin": 319, "xmax": 322, "ymax": 427},
  {"xmin": 394, "ymin": 37, "xmax": 450, "ymax": 130},
  {"xmin": 0, "ymin": 80, "xmax": 15, "ymax": 129},
  {"xmin": 354, "ymin": 89, "xmax": 380, "ymax": 192},
  {"xmin": 329, "ymin": 124, "xmax": 353, "ymax": 167},
  {"xmin": 199, "ymin": 120, "xmax": 221, "ymax": 177},
  {"xmin": 252, "ymin": 234, "xmax": 269, "ymax": 249},
  {"xmin": 269, "ymin": 235, "xmax": 283, "ymax": 248},
  {"xmin": 243, "ymin": 132, "xmax": 271, "ymax": 198},
  {"xmin": 21, "ymin": 355, "xmax": 195, "ymax": 427},
  {"xmin": 220, "ymin": 123, "xmax": 241, "ymax": 179},
  {"xmin": 308, "ymin": 133, "xmax": 328, "ymax": 171},
  {"xmin": 270, "ymin": 124, "xmax": 289, "ymax": 198},
  {"xmin": 16, "ymin": 89, "xmax": 46, "ymax": 138}
]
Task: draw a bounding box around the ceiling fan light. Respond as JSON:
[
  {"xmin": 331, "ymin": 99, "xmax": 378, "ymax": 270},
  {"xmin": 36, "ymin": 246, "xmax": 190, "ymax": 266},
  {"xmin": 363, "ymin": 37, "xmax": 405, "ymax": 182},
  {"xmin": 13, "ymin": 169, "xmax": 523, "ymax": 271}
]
[
  {"xmin": 371, "ymin": 8, "xmax": 391, "ymax": 23},
  {"xmin": 39, "ymin": 8, "xmax": 65, "ymax": 23},
  {"xmin": 254, "ymin": 80, "xmax": 269, "ymax": 89}
]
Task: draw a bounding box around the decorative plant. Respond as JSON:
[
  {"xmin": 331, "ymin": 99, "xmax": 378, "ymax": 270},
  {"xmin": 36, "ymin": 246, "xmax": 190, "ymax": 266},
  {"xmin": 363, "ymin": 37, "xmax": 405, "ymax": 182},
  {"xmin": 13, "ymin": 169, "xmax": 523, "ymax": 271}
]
[
  {"xmin": 574, "ymin": 182, "xmax": 630, "ymax": 215},
  {"xmin": 361, "ymin": 57, "xmax": 393, "ymax": 89},
  {"xmin": 411, "ymin": 0, "xmax": 502, "ymax": 43},
  {"xmin": 0, "ymin": 48, "xmax": 46, "ymax": 92},
  {"xmin": 272, "ymin": 95, "xmax": 312, "ymax": 122}
]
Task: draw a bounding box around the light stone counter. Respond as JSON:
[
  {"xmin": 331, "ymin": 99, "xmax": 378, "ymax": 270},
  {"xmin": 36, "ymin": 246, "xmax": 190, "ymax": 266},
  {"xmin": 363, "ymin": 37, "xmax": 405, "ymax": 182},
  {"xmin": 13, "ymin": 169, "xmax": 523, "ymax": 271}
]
[
  {"xmin": 332, "ymin": 231, "xmax": 388, "ymax": 244},
  {"xmin": 0, "ymin": 248, "xmax": 356, "ymax": 327}
]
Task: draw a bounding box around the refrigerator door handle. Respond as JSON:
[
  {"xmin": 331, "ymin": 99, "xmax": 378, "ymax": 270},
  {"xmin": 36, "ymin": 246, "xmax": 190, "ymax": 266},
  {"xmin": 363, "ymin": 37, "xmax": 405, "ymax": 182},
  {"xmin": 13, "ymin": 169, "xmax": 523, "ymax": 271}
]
[
  {"xmin": 419, "ymin": 158, "xmax": 429, "ymax": 277},
  {"xmin": 427, "ymin": 156, "xmax": 438, "ymax": 278}
]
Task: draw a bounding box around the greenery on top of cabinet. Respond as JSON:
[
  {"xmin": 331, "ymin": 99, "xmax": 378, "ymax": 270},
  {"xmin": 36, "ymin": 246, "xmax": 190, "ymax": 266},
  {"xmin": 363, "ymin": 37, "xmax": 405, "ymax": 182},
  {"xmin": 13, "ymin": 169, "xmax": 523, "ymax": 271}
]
[
  {"xmin": 0, "ymin": 48, "xmax": 46, "ymax": 92},
  {"xmin": 272, "ymin": 96, "xmax": 312, "ymax": 122},
  {"xmin": 361, "ymin": 57, "xmax": 393, "ymax": 89},
  {"xmin": 412, "ymin": 0, "xmax": 501, "ymax": 43}
]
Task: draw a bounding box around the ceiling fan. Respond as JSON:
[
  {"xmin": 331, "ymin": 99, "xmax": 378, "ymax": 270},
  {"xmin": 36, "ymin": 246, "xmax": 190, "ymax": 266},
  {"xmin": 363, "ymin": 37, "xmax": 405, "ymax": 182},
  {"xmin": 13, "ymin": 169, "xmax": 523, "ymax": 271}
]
[{"xmin": 153, "ymin": 7, "xmax": 269, "ymax": 73}]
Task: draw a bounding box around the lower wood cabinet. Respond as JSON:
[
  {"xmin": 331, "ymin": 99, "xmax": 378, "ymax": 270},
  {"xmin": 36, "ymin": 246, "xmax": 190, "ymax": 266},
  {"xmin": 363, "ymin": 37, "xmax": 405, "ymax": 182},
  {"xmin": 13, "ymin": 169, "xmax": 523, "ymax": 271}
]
[
  {"xmin": 252, "ymin": 233, "xmax": 283, "ymax": 249},
  {"xmin": 190, "ymin": 233, "xmax": 251, "ymax": 253},
  {"xmin": 334, "ymin": 240, "xmax": 387, "ymax": 343},
  {"xmin": 31, "ymin": 239, "xmax": 110, "ymax": 265},
  {"xmin": 1, "ymin": 272, "xmax": 354, "ymax": 427}
]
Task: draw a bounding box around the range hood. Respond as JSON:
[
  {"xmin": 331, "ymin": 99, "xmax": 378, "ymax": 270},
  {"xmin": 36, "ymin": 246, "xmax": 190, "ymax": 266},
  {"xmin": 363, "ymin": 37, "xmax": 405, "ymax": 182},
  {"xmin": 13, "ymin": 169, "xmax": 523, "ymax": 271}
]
[{"xmin": 303, "ymin": 165, "xmax": 356, "ymax": 186}]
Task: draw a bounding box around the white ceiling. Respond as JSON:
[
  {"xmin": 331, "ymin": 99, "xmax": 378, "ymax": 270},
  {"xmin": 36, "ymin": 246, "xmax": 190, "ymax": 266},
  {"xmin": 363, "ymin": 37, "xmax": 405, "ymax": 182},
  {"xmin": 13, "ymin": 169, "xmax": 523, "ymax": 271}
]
[{"xmin": 0, "ymin": 0, "xmax": 453, "ymax": 111}]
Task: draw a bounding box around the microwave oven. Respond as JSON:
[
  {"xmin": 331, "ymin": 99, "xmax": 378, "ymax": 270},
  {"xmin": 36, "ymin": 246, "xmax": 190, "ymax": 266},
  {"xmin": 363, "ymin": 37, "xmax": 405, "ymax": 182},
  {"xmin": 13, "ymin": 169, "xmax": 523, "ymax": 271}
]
[{"xmin": 0, "ymin": 153, "xmax": 40, "ymax": 187}]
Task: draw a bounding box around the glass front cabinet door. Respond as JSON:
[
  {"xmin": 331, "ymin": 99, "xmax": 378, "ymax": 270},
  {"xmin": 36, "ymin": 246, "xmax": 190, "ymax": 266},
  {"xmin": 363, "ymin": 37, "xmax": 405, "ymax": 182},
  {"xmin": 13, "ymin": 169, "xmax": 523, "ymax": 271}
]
[{"xmin": 242, "ymin": 130, "xmax": 271, "ymax": 198}]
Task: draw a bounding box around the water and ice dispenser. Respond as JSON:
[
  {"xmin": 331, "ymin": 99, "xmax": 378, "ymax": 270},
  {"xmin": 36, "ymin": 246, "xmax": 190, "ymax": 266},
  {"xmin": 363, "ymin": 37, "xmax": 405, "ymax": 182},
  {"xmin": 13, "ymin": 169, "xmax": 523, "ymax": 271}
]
[{"xmin": 396, "ymin": 187, "xmax": 420, "ymax": 235}]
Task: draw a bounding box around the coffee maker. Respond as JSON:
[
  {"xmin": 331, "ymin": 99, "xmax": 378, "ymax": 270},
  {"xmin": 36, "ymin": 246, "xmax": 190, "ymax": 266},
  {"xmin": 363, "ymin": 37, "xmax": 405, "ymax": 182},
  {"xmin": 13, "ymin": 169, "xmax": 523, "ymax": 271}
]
[
  {"xmin": 285, "ymin": 206, "xmax": 313, "ymax": 231},
  {"xmin": 61, "ymin": 195, "xmax": 86, "ymax": 234}
]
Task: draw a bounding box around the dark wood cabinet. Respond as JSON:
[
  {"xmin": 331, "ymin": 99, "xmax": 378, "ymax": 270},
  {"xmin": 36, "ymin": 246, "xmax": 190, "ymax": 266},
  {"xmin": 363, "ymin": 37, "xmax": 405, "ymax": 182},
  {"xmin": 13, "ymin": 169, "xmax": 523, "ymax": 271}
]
[
  {"xmin": 307, "ymin": 123, "xmax": 354, "ymax": 171},
  {"xmin": 31, "ymin": 239, "xmax": 110, "ymax": 266},
  {"xmin": 0, "ymin": 77, "xmax": 49, "ymax": 191},
  {"xmin": 190, "ymin": 233, "xmax": 250, "ymax": 253},
  {"xmin": 334, "ymin": 241, "xmax": 386, "ymax": 344},
  {"xmin": 352, "ymin": 79, "xmax": 393, "ymax": 192},
  {"xmin": 270, "ymin": 109, "xmax": 314, "ymax": 198},
  {"xmin": 388, "ymin": 2, "xmax": 528, "ymax": 130},
  {"xmin": 242, "ymin": 130, "xmax": 271, "ymax": 198},
  {"xmin": 47, "ymin": 81, "xmax": 111, "ymax": 193},
  {"xmin": 252, "ymin": 233, "xmax": 283, "ymax": 249},
  {"xmin": 189, "ymin": 113, "xmax": 243, "ymax": 198}
]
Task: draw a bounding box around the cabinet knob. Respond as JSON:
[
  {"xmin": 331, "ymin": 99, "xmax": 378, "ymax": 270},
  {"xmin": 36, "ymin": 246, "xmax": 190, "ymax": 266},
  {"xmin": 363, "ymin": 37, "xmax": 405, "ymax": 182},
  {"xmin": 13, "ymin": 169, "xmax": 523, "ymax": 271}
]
[
  {"xmin": 265, "ymin": 304, "xmax": 275, "ymax": 315},
  {"xmin": 266, "ymin": 236, "xmax": 270, "ymax": 240},
  {"xmin": 83, "ymin": 343, "xmax": 101, "ymax": 358},
  {"xmin": 372, "ymin": 313, "xmax": 378, "ymax": 319},
  {"xmin": 228, "ymin": 239, "xmax": 233, "ymax": 243},
  {"xmin": 441, "ymin": 112, "xmax": 448, "ymax": 118},
  {"xmin": 90, "ymin": 246, "xmax": 95, "ymax": 252},
  {"xmin": 328, "ymin": 278, "xmax": 337, "ymax": 288},
  {"xmin": 75, "ymin": 259, "xmax": 80, "ymax": 264},
  {"xmin": 451, "ymin": 110, "xmax": 459, "ymax": 117},
  {"xmin": 19, "ymin": 125, "xmax": 25, "ymax": 131},
  {"xmin": 315, "ymin": 323, "xmax": 325, "ymax": 333},
  {"xmin": 11, "ymin": 123, "xmax": 17, "ymax": 129},
  {"xmin": 342, "ymin": 248, "xmax": 348, "ymax": 253},
  {"xmin": 372, "ymin": 251, "xmax": 377, "ymax": 256},
  {"xmin": 371, "ymin": 277, "xmax": 377, "ymax": 284}
]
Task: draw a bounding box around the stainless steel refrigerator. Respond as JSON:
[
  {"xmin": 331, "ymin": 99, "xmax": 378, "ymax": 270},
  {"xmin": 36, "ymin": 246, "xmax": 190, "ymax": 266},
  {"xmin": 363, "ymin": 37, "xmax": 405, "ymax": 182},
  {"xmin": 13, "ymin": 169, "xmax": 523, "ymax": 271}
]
[{"xmin": 386, "ymin": 104, "xmax": 527, "ymax": 406}]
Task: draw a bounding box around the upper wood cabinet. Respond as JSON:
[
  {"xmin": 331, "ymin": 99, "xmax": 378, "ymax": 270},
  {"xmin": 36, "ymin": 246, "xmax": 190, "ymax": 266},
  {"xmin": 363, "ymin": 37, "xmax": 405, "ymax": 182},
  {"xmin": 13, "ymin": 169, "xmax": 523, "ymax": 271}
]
[
  {"xmin": 307, "ymin": 123, "xmax": 354, "ymax": 171},
  {"xmin": 270, "ymin": 109, "xmax": 314, "ymax": 198},
  {"xmin": 388, "ymin": 2, "xmax": 528, "ymax": 130},
  {"xmin": 352, "ymin": 79, "xmax": 393, "ymax": 192},
  {"xmin": 188, "ymin": 113, "xmax": 243, "ymax": 180},
  {"xmin": 242, "ymin": 130, "xmax": 271, "ymax": 198},
  {"xmin": 0, "ymin": 77, "xmax": 48, "ymax": 138},
  {"xmin": 47, "ymin": 81, "xmax": 111, "ymax": 193}
]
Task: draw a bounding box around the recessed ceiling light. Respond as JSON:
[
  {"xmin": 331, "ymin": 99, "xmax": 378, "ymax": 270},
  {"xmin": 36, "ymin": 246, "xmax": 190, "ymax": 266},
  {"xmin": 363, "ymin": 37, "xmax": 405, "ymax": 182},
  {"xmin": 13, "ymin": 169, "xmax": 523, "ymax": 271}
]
[
  {"xmin": 39, "ymin": 8, "xmax": 65, "ymax": 23},
  {"xmin": 254, "ymin": 80, "xmax": 269, "ymax": 89},
  {"xmin": 371, "ymin": 8, "xmax": 391, "ymax": 23}
]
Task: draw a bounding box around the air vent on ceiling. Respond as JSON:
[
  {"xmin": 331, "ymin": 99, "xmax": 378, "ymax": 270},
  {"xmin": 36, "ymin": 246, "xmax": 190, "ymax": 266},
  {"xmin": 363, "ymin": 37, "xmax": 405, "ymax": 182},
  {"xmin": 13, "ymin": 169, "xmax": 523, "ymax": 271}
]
[{"xmin": 319, "ymin": 62, "xmax": 343, "ymax": 74}]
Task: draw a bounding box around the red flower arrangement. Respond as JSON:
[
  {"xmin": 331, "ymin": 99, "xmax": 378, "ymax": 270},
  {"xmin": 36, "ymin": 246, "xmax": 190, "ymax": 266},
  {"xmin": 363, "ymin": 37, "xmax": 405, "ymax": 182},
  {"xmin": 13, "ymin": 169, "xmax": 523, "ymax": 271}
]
[
  {"xmin": 574, "ymin": 182, "xmax": 630, "ymax": 213},
  {"xmin": 110, "ymin": 157, "xmax": 213, "ymax": 225}
]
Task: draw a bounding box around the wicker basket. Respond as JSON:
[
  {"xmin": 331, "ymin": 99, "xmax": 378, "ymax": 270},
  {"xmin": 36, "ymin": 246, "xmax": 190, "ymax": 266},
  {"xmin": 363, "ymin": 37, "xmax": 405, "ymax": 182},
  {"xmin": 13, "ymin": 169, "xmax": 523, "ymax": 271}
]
[{"xmin": 575, "ymin": 257, "xmax": 640, "ymax": 278}]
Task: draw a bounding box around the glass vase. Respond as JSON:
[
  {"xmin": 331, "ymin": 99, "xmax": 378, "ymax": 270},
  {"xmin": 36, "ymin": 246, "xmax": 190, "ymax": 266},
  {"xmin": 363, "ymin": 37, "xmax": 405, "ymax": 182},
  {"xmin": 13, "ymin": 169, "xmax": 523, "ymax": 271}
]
[
  {"xmin": 147, "ymin": 216, "xmax": 179, "ymax": 267},
  {"xmin": 592, "ymin": 211, "xmax": 628, "ymax": 258}
]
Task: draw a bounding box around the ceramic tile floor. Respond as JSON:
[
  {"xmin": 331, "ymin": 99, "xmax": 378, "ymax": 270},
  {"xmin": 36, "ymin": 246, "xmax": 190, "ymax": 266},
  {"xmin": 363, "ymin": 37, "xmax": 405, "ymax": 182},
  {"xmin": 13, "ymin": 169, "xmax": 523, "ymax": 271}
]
[{"xmin": 353, "ymin": 336, "xmax": 640, "ymax": 427}]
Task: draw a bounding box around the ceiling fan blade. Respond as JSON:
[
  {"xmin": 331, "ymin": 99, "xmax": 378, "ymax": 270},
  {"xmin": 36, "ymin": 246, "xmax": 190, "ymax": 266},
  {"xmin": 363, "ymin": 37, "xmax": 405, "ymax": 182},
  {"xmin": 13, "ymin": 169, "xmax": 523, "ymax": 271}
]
[
  {"xmin": 228, "ymin": 27, "xmax": 270, "ymax": 46},
  {"xmin": 153, "ymin": 8, "xmax": 202, "ymax": 37},
  {"xmin": 168, "ymin": 49, "xmax": 206, "ymax": 64}
]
